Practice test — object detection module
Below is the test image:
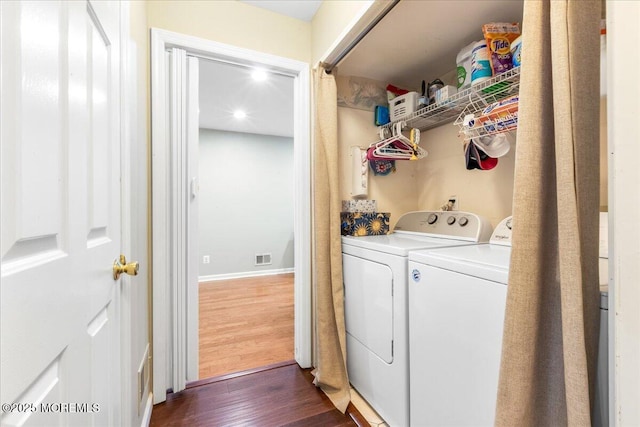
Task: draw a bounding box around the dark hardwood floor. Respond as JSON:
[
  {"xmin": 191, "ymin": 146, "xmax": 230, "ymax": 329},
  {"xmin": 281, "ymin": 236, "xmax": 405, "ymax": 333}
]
[{"xmin": 150, "ymin": 362, "xmax": 360, "ymax": 427}]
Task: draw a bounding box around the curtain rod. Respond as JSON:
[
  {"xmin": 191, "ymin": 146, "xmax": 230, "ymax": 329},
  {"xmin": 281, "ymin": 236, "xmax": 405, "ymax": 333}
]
[{"xmin": 323, "ymin": 0, "xmax": 401, "ymax": 74}]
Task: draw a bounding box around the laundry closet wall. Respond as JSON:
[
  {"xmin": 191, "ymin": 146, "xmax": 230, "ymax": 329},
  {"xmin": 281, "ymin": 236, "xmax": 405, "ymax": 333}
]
[
  {"xmin": 414, "ymin": 88, "xmax": 609, "ymax": 223},
  {"xmin": 337, "ymin": 107, "xmax": 420, "ymax": 229},
  {"xmin": 409, "ymin": 96, "xmax": 607, "ymax": 225},
  {"xmin": 335, "ymin": 74, "xmax": 514, "ymax": 228},
  {"xmin": 416, "ymin": 125, "xmax": 516, "ymax": 227},
  {"xmin": 198, "ymin": 129, "xmax": 294, "ymax": 279},
  {"xmin": 335, "ymin": 75, "xmax": 418, "ymax": 228},
  {"xmin": 337, "ymin": 82, "xmax": 608, "ymax": 229},
  {"xmin": 337, "ymin": 107, "xmax": 515, "ymax": 227}
]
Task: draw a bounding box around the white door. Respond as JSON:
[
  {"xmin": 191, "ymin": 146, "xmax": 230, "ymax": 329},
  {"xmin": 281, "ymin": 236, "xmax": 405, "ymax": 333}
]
[
  {"xmin": 164, "ymin": 49, "xmax": 200, "ymax": 394},
  {"xmin": 1, "ymin": 1, "xmax": 123, "ymax": 426}
]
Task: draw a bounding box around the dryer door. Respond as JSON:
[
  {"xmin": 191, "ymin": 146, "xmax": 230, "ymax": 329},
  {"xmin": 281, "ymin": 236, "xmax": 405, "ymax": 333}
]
[{"xmin": 343, "ymin": 254, "xmax": 394, "ymax": 363}]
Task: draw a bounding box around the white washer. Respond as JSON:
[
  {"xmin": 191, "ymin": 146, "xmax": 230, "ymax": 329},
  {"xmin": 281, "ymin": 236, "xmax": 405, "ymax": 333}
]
[
  {"xmin": 407, "ymin": 216, "xmax": 513, "ymax": 426},
  {"xmin": 342, "ymin": 211, "xmax": 492, "ymax": 427}
]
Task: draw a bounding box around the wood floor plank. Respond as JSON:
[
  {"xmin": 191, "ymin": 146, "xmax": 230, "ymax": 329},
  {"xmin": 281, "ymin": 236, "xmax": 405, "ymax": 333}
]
[
  {"xmin": 199, "ymin": 273, "xmax": 294, "ymax": 379},
  {"xmin": 150, "ymin": 274, "xmax": 362, "ymax": 425},
  {"xmin": 150, "ymin": 363, "xmax": 357, "ymax": 427}
]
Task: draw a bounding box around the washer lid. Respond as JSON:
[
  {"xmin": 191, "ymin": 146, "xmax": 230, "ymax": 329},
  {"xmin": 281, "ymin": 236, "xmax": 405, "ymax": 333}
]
[
  {"xmin": 409, "ymin": 244, "xmax": 511, "ymax": 284},
  {"xmin": 341, "ymin": 233, "xmax": 474, "ymax": 257}
]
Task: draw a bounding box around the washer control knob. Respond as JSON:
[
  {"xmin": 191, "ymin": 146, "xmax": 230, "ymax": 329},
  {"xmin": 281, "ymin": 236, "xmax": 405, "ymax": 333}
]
[
  {"xmin": 427, "ymin": 213, "xmax": 438, "ymax": 225},
  {"xmin": 459, "ymin": 217, "xmax": 469, "ymax": 227},
  {"xmin": 506, "ymin": 218, "xmax": 512, "ymax": 230},
  {"xmin": 447, "ymin": 216, "xmax": 456, "ymax": 225}
]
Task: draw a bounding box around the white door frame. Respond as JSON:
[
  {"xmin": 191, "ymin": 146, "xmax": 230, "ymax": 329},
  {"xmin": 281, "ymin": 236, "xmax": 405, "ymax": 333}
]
[
  {"xmin": 150, "ymin": 28, "xmax": 312, "ymax": 403},
  {"xmin": 607, "ymin": 1, "xmax": 640, "ymax": 425},
  {"xmin": 119, "ymin": 3, "xmax": 134, "ymax": 423},
  {"xmin": 120, "ymin": 11, "xmax": 154, "ymax": 427}
]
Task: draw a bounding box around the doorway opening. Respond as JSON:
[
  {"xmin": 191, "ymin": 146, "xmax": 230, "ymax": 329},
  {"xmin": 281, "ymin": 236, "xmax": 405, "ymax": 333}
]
[
  {"xmin": 197, "ymin": 58, "xmax": 296, "ymax": 379},
  {"xmin": 150, "ymin": 28, "xmax": 311, "ymax": 403}
]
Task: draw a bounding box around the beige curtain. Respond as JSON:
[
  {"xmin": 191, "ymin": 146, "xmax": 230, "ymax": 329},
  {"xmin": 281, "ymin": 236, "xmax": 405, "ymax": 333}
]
[
  {"xmin": 495, "ymin": 1, "xmax": 601, "ymax": 425},
  {"xmin": 311, "ymin": 66, "xmax": 351, "ymax": 412}
]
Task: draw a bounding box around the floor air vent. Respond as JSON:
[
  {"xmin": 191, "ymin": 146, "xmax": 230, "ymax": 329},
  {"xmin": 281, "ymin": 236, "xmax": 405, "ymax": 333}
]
[{"xmin": 255, "ymin": 253, "xmax": 272, "ymax": 266}]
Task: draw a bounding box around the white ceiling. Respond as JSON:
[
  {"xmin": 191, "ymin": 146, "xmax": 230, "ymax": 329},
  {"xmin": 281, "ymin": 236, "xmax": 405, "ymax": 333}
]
[
  {"xmin": 239, "ymin": 0, "xmax": 322, "ymax": 22},
  {"xmin": 198, "ymin": 58, "xmax": 294, "ymax": 138},
  {"xmin": 338, "ymin": 0, "xmax": 525, "ymax": 90},
  {"xmin": 198, "ymin": 1, "xmax": 320, "ymax": 137}
]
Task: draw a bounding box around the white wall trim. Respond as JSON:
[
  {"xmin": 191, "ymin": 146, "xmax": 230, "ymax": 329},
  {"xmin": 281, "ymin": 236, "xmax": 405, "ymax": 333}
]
[
  {"xmin": 607, "ymin": 1, "xmax": 640, "ymax": 425},
  {"xmin": 151, "ymin": 28, "xmax": 312, "ymax": 404},
  {"xmin": 199, "ymin": 268, "xmax": 295, "ymax": 283},
  {"xmin": 151, "ymin": 29, "xmax": 170, "ymax": 404},
  {"xmin": 140, "ymin": 393, "xmax": 153, "ymax": 427},
  {"xmin": 118, "ymin": 3, "xmax": 137, "ymax": 426}
]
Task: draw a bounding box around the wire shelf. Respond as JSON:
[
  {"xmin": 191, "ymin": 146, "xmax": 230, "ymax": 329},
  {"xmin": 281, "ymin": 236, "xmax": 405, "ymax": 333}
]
[
  {"xmin": 456, "ymin": 106, "xmax": 518, "ymax": 139},
  {"xmin": 454, "ymin": 67, "xmax": 521, "ymax": 141},
  {"xmin": 381, "ymin": 66, "xmax": 522, "ymax": 133}
]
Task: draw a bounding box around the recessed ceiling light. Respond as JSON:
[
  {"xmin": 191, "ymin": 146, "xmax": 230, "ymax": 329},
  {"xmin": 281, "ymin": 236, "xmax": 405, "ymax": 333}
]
[
  {"xmin": 233, "ymin": 110, "xmax": 247, "ymax": 119},
  {"xmin": 251, "ymin": 69, "xmax": 268, "ymax": 82}
]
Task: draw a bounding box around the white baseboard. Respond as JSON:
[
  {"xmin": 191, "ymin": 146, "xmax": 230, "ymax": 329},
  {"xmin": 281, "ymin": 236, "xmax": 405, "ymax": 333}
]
[
  {"xmin": 141, "ymin": 393, "xmax": 153, "ymax": 427},
  {"xmin": 199, "ymin": 267, "xmax": 294, "ymax": 283}
]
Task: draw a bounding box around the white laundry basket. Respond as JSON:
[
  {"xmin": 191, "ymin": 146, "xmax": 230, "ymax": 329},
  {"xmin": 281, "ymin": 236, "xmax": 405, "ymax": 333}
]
[{"xmin": 389, "ymin": 92, "xmax": 419, "ymax": 121}]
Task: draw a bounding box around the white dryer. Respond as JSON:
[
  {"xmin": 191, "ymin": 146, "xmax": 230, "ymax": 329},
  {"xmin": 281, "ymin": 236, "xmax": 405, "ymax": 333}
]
[
  {"xmin": 342, "ymin": 211, "xmax": 492, "ymax": 427},
  {"xmin": 407, "ymin": 216, "xmax": 513, "ymax": 426}
]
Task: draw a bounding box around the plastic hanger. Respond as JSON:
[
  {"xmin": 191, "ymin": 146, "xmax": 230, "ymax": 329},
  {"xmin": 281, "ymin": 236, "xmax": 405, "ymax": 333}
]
[{"xmin": 366, "ymin": 122, "xmax": 427, "ymax": 161}]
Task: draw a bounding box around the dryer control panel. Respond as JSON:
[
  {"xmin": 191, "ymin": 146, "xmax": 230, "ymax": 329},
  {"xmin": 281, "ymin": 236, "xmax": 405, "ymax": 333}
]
[
  {"xmin": 393, "ymin": 211, "xmax": 492, "ymax": 242},
  {"xmin": 490, "ymin": 216, "xmax": 513, "ymax": 246}
]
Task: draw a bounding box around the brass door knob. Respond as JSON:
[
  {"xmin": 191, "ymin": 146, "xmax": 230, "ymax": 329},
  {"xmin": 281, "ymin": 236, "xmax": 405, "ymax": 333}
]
[{"xmin": 113, "ymin": 255, "xmax": 139, "ymax": 280}]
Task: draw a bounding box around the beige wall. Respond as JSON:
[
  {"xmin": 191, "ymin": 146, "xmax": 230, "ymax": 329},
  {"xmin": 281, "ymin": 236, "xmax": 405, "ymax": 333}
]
[
  {"xmin": 338, "ymin": 107, "xmax": 420, "ymax": 229},
  {"xmin": 339, "ymin": 99, "xmax": 606, "ymax": 230},
  {"xmin": 423, "ymin": 101, "xmax": 608, "ymax": 215},
  {"xmin": 337, "ymin": 107, "xmax": 515, "ymax": 230},
  {"xmin": 416, "ymin": 125, "xmax": 515, "ymax": 228},
  {"xmin": 311, "ymin": 0, "xmax": 373, "ymax": 65},
  {"xmin": 147, "ymin": 0, "xmax": 311, "ymax": 63}
]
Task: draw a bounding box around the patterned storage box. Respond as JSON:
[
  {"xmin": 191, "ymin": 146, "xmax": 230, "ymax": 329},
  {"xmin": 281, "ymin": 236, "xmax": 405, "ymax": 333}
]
[
  {"xmin": 341, "ymin": 212, "xmax": 390, "ymax": 236},
  {"xmin": 341, "ymin": 199, "xmax": 377, "ymax": 213}
]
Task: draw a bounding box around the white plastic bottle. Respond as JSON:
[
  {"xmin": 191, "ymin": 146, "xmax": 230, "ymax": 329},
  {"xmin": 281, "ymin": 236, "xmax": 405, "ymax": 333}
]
[
  {"xmin": 471, "ymin": 40, "xmax": 492, "ymax": 85},
  {"xmin": 511, "ymin": 35, "xmax": 522, "ymax": 68},
  {"xmin": 456, "ymin": 41, "xmax": 475, "ymax": 90}
]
